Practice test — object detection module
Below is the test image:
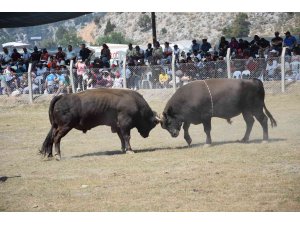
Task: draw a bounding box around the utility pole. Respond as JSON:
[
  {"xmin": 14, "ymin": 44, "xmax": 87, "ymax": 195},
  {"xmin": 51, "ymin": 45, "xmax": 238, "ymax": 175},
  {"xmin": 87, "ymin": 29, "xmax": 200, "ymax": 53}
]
[{"xmin": 151, "ymin": 12, "xmax": 157, "ymax": 45}]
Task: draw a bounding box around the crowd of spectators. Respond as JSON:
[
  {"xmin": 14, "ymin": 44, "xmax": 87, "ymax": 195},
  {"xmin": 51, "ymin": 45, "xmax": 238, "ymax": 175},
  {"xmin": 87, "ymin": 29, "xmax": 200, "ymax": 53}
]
[{"xmin": 1, "ymin": 30, "xmax": 300, "ymax": 95}]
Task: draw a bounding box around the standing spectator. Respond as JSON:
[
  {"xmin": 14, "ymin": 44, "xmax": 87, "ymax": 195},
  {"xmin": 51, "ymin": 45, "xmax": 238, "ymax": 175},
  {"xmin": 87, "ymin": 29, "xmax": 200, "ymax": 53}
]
[
  {"xmin": 75, "ymin": 56, "xmax": 87, "ymax": 91},
  {"xmin": 173, "ymin": 44, "xmax": 180, "ymax": 63},
  {"xmin": 79, "ymin": 43, "xmax": 92, "ymax": 62},
  {"xmin": 40, "ymin": 48, "xmax": 49, "ymax": 62},
  {"xmin": 126, "ymin": 43, "xmax": 135, "ymax": 62},
  {"xmin": 144, "ymin": 43, "xmax": 153, "ymax": 64},
  {"xmin": 163, "ymin": 42, "xmax": 173, "ymax": 64},
  {"xmin": 65, "ymin": 45, "xmax": 77, "ymax": 65},
  {"xmin": 21, "ymin": 47, "xmax": 31, "ymax": 69},
  {"xmin": 283, "ymin": 31, "xmax": 297, "ymax": 56},
  {"xmin": 201, "ymin": 38, "xmax": 212, "ymax": 55},
  {"xmin": 112, "ymin": 71, "xmax": 123, "ymax": 88},
  {"xmin": 152, "ymin": 41, "xmax": 163, "ymax": 65},
  {"xmin": 30, "ymin": 46, "xmax": 41, "ymax": 66},
  {"xmin": 121, "ymin": 66, "xmax": 132, "ymax": 89},
  {"xmin": 271, "ymin": 31, "xmax": 283, "ymax": 54},
  {"xmin": 100, "ymin": 43, "xmax": 111, "ymax": 68},
  {"xmin": 159, "ymin": 70, "xmax": 169, "ymax": 88},
  {"xmin": 134, "ymin": 45, "xmax": 144, "ymax": 65},
  {"xmin": 190, "ymin": 39, "xmax": 200, "ymax": 53},
  {"xmin": 218, "ymin": 36, "xmax": 229, "ymax": 57},
  {"xmin": 11, "ymin": 48, "xmax": 21, "ymax": 62}
]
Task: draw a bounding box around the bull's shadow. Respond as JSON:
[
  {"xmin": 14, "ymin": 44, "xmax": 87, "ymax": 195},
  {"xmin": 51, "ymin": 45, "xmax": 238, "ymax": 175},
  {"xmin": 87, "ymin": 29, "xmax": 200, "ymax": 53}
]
[{"xmin": 72, "ymin": 138, "xmax": 286, "ymax": 158}]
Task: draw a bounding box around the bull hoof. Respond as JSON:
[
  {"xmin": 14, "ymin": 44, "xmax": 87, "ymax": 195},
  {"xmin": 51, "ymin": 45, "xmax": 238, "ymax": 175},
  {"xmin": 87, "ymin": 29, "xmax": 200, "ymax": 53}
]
[
  {"xmin": 126, "ymin": 150, "xmax": 135, "ymax": 154},
  {"xmin": 43, "ymin": 156, "xmax": 53, "ymax": 161},
  {"xmin": 55, "ymin": 154, "xmax": 61, "ymax": 161},
  {"xmin": 203, "ymin": 144, "xmax": 211, "ymax": 148},
  {"xmin": 238, "ymin": 139, "xmax": 249, "ymax": 143},
  {"xmin": 185, "ymin": 138, "xmax": 192, "ymax": 147},
  {"xmin": 262, "ymin": 140, "xmax": 268, "ymax": 144}
]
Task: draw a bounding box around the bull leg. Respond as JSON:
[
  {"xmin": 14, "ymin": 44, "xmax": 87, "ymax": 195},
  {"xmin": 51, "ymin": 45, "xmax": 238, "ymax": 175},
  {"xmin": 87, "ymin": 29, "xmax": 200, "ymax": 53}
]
[
  {"xmin": 116, "ymin": 128, "xmax": 126, "ymax": 153},
  {"xmin": 53, "ymin": 126, "xmax": 72, "ymax": 161},
  {"xmin": 203, "ymin": 119, "xmax": 212, "ymax": 146},
  {"xmin": 241, "ymin": 111, "xmax": 255, "ymax": 142},
  {"xmin": 41, "ymin": 127, "xmax": 55, "ymax": 160},
  {"xmin": 120, "ymin": 128, "xmax": 134, "ymax": 154},
  {"xmin": 183, "ymin": 122, "xmax": 192, "ymax": 147},
  {"xmin": 253, "ymin": 110, "xmax": 269, "ymax": 142}
]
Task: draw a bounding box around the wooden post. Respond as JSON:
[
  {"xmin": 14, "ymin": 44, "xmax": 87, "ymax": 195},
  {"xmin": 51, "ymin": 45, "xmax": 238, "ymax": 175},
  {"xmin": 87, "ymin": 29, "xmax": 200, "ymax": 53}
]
[
  {"xmin": 123, "ymin": 55, "xmax": 127, "ymax": 89},
  {"xmin": 281, "ymin": 47, "xmax": 286, "ymax": 93},
  {"xmin": 172, "ymin": 52, "xmax": 176, "ymax": 93}
]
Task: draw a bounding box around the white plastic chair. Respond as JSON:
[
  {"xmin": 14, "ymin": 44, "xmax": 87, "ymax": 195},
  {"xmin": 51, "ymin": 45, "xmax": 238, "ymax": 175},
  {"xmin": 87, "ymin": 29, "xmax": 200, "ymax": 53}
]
[
  {"xmin": 140, "ymin": 71, "xmax": 153, "ymax": 89},
  {"xmin": 232, "ymin": 71, "xmax": 242, "ymax": 79},
  {"xmin": 290, "ymin": 61, "xmax": 300, "ymax": 81},
  {"xmin": 242, "ymin": 70, "xmax": 251, "ymax": 79}
]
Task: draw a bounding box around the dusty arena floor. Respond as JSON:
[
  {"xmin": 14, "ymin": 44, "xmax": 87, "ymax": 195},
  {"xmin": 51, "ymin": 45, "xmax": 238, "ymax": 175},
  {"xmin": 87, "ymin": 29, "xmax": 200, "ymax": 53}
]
[{"xmin": 0, "ymin": 88, "xmax": 300, "ymax": 212}]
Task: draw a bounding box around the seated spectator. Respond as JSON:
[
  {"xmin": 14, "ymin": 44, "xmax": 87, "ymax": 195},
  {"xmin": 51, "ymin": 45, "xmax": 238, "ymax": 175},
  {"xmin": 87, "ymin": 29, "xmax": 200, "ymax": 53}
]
[
  {"xmin": 229, "ymin": 37, "xmax": 239, "ymax": 54},
  {"xmin": 1, "ymin": 47, "xmax": 11, "ymax": 65},
  {"xmin": 245, "ymin": 57, "xmax": 259, "ymax": 77},
  {"xmin": 47, "ymin": 56, "xmax": 58, "ymax": 69},
  {"xmin": 158, "ymin": 70, "xmax": 169, "ymax": 88},
  {"xmin": 112, "ymin": 71, "xmax": 123, "ymax": 88},
  {"xmin": 23, "ymin": 72, "xmax": 39, "ymax": 94},
  {"xmin": 21, "ymin": 47, "xmax": 31, "ymax": 70},
  {"xmin": 291, "ymin": 47, "xmax": 300, "ymax": 62},
  {"xmin": 250, "ymin": 35, "xmax": 261, "ymax": 57},
  {"xmin": 163, "ymin": 42, "xmax": 173, "ymax": 64},
  {"xmin": 218, "ymin": 36, "xmax": 229, "ymax": 57},
  {"xmin": 265, "ymin": 58, "xmax": 279, "ymax": 80},
  {"xmin": 11, "ymin": 48, "xmax": 21, "ymax": 62},
  {"xmin": 55, "ymin": 47, "xmax": 66, "ymax": 63},
  {"xmin": 40, "ymin": 48, "xmax": 49, "ymax": 62},
  {"xmin": 283, "ymin": 31, "xmax": 297, "ymax": 56},
  {"xmin": 180, "ymin": 73, "xmax": 190, "ymax": 85},
  {"xmin": 271, "ymin": 31, "xmax": 283, "ymax": 54},
  {"xmin": 201, "ymin": 38, "xmax": 212, "ymax": 55},
  {"xmin": 45, "ymin": 69, "xmax": 58, "ymax": 94},
  {"xmin": 258, "ymin": 38, "xmax": 270, "ymax": 58},
  {"xmin": 190, "ymin": 39, "xmax": 200, "ymax": 54}
]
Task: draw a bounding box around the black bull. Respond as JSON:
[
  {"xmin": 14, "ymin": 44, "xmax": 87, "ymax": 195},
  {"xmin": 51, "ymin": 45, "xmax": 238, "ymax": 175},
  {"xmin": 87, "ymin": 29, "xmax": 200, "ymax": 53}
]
[
  {"xmin": 40, "ymin": 88, "xmax": 160, "ymax": 160},
  {"xmin": 160, "ymin": 78, "xmax": 277, "ymax": 146}
]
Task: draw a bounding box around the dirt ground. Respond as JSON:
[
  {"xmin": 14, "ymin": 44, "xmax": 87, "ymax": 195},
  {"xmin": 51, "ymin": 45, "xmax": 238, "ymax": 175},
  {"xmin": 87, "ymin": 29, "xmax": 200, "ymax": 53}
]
[{"xmin": 0, "ymin": 88, "xmax": 300, "ymax": 212}]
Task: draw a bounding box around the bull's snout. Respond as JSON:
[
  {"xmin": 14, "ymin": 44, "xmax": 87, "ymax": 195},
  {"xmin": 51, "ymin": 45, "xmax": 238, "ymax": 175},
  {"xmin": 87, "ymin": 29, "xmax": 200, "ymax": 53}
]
[{"xmin": 170, "ymin": 129, "xmax": 179, "ymax": 138}]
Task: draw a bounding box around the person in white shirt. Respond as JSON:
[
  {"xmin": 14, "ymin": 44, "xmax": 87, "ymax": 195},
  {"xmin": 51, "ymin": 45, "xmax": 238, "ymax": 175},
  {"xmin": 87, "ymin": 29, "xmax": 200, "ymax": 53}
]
[
  {"xmin": 65, "ymin": 45, "xmax": 77, "ymax": 65},
  {"xmin": 265, "ymin": 58, "xmax": 279, "ymax": 80},
  {"xmin": 112, "ymin": 71, "xmax": 123, "ymax": 88}
]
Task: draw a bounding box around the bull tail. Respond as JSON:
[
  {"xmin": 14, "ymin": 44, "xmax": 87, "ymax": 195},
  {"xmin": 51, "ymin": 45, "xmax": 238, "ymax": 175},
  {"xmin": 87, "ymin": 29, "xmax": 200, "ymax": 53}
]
[
  {"xmin": 40, "ymin": 95, "xmax": 63, "ymax": 156},
  {"xmin": 263, "ymin": 104, "xmax": 277, "ymax": 128},
  {"xmin": 40, "ymin": 127, "xmax": 54, "ymax": 156}
]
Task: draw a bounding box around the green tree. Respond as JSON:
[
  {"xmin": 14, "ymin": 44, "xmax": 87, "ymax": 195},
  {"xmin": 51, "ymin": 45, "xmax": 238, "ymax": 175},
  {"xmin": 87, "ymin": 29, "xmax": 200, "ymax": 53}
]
[
  {"xmin": 55, "ymin": 27, "xmax": 84, "ymax": 48},
  {"xmin": 137, "ymin": 14, "xmax": 151, "ymax": 32},
  {"xmin": 96, "ymin": 32, "xmax": 131, "ymax": 45},
  {"xmin": 39, "ymin": 38, "xmax": 57, "ymax": 49},
  {"xmin": 104, "ymin": 20, "xmax": 116, "ymax": 35},
  {"xmin": 222, "ymin": 13, "xmax": 251, "ymax": 38}
]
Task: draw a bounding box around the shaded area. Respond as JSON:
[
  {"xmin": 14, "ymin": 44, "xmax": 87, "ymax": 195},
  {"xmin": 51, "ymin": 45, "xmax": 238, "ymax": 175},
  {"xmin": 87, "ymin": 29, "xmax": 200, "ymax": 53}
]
[
  {"xmin": 0, "ymin": 175, "xmax": 21, "ymax": 183},
  {"xmin": 71, "ymin": 138, "xmax": 286, "ymax": 158},
  {"xmin": 0, "ymin": 12, "xmax": 91, "ymax": 28}
]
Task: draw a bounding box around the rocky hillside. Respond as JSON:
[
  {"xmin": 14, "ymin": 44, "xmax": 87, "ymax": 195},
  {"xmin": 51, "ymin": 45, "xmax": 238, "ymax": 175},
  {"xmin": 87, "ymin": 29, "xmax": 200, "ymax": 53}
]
[{"xmin": 80, "ymin": 12, "xmax": 300, "ymax": 47}]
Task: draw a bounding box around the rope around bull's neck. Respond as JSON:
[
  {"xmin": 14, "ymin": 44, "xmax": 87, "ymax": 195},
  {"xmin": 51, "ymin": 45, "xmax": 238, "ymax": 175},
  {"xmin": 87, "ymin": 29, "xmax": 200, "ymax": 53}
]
[{"xmin": 202, "ymin": 80, "xmax": 214, "ymax": 117}]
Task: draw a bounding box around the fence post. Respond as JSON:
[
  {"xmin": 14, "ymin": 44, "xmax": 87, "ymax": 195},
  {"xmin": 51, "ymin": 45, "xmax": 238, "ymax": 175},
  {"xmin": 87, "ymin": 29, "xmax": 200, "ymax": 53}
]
[
  {"xmin": 226, "ymin": 48, "xmax": 231, "ymax": 78},
  {"xmin": 281, "ymin": 47, "xmax": 286, "ymax": 93},
  {"xmin": 69, "ymin": 60, "xmax": 75, "ymax": 93},
  {"xmin": 172, "ymin": 52, "xmax": 176, "ymax": 93},
  {"xmin": 27, "ymin": 63, "xmax": 33, "ymax": 104},
  {"xmin": 122, "ymin": 55, "xmax": 127, "ymax": 89}
]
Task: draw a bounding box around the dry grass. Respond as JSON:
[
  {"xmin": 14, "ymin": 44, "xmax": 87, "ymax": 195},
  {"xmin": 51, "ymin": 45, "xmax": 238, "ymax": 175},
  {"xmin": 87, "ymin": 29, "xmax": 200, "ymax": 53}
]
[{"xmin": 0, "ymin": 90, "xmax": 300, "ymax": 212}]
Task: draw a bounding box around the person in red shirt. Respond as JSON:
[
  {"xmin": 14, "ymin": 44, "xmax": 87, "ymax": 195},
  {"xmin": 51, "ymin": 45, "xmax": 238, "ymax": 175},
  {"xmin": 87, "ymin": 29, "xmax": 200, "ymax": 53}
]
[
  {"xmin": 55, "ymin": 47, "xmax": 66, "ymax": 62},
  {"xmin": 40, "ymin": 48, "xmax": 49, "ymax": 62}
]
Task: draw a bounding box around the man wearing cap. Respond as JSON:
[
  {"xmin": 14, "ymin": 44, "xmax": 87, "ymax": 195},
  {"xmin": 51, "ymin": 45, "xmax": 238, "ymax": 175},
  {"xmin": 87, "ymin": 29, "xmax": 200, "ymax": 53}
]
[
  {"xmin": 271, "ymin": 31, "xmax": 283, "ymax": 54},
  {"xmin": 190, "ymin": 39, "xmax": 200, "ymax": 54},
  {"xmin": 283, "ymin": 31, "xmax": 297, "ymax": 55}
]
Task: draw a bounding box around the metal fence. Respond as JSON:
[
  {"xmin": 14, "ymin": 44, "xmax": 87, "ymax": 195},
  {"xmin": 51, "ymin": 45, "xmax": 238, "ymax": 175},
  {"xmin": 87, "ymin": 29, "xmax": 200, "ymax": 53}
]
[{"xmin": 1, "ymin": 47, "xmax": 300, "ymax": 102}]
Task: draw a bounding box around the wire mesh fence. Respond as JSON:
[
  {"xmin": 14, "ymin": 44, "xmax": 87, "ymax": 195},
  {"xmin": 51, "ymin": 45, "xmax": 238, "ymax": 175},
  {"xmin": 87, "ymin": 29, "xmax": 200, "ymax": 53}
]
[{"xmin": 1, "ymin": 53, "xmax": 300, "ymax": 101}]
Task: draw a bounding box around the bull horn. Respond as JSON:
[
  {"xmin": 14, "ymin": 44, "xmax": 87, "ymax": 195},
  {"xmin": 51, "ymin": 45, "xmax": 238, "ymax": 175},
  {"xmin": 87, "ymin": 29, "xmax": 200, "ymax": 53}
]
[{"xmin": 155, "ymin": 114, "xmax": 163, "ymax": 123}]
